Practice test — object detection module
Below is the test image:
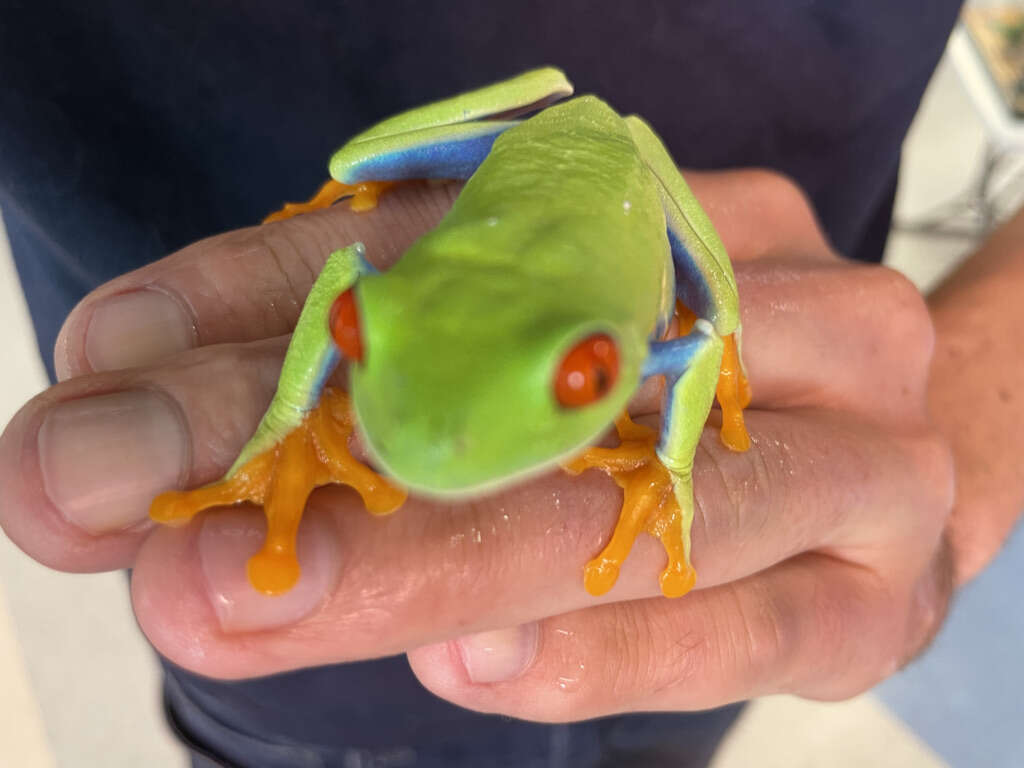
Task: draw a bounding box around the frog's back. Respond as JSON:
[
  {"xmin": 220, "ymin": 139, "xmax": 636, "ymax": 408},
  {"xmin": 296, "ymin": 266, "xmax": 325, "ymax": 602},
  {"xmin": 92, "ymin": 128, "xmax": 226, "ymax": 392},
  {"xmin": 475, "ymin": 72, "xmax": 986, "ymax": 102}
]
[
  {"xmin": 461, "ymin": 96, "xmax": 649, "ymax": 220},
  {"xmin": 400, "ymin": 96, "xmax": 673, "ymax": 344}
]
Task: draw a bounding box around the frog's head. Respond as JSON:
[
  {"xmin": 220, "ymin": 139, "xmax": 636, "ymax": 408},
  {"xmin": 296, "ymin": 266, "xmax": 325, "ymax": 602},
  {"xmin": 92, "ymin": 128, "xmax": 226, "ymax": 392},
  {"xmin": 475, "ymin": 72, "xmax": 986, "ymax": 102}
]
[{"xmin": 340, "ymin": 266, "xmax": 645, "ymax": 498}]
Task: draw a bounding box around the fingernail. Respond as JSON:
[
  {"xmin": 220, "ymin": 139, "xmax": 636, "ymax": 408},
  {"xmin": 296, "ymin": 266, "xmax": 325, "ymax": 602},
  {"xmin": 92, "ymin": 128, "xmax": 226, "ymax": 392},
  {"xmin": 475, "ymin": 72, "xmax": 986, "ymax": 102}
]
[
  {"xmin": 38, "ymin": 391, "xmax": 189, "ymax": 534},
  {"xmin": 85, "ymin": 289, "xmax": 195, "ymax": 372},
  {"xmin": 456, "ymin": 623, "xmax": 539, "ymax": 684},
  {"xmin": 200, "ymin": 509, "xmax": 340, "ymax": 633}
]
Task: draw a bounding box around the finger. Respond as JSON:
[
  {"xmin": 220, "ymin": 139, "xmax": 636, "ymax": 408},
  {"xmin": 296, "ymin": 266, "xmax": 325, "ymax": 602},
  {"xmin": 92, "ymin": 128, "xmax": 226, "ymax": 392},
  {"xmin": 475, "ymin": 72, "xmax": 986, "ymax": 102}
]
[
  {"xmin": 54, "ymin": 169, "xmax": 825, "ymax": 381},
  {"xmin": 3, "ymin": 248, "xmax": 940, "ymax": 580},
  {"xmin": 529, "ymin": 255, "xmax": 935, "ymax": 423},
  {"xmin": 406, "ymin": 549, "xmax": 948, "ymax": 722},
  {"xmin": 734, "ymin": 256, "xmax": 934, "ymax": 420},
  {"xmin": 686, "ymin": 169, "xmax": 834, "ymax": 262},
  {"xmin": 128, "ymin": 407, "xmax": 948, "ymax": 679},
  {"xmin": 55, "ymin": 180, "xmax": 460, "ymax": 380},
  {"xmin": 53, "ymin": 169, "xmax": 910, "ymax": 423},
  {"xmin": 3, "ymin": 272, "xmax": 912, "ymax": 576},
  {"xmin": 0, "ymin": 337, "xmax": 287, "ymax": 571}
]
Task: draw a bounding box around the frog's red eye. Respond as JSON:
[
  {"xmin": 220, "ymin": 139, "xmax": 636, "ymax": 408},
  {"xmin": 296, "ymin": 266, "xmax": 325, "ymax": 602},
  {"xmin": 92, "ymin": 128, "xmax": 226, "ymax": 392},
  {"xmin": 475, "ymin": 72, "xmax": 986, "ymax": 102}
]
[
  {"xmin": 329, "ymin": 288, "xmax": 364, "ymax": 362},
  {"xmin": 554, "ymin": 333, "xmax": 619, "ymax": 408}
]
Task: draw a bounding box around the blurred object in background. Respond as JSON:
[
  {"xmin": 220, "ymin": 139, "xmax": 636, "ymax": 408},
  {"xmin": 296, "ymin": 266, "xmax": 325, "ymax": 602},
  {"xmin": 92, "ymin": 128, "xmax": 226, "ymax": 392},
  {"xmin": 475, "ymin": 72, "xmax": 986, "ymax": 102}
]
[
  {"xmin": 896, "ymin": 5, "xmax": 1024, "ymax": 239},
  {"xmin": 964, "ymin": 4, "xmax": 1024, "ymax": 116}
]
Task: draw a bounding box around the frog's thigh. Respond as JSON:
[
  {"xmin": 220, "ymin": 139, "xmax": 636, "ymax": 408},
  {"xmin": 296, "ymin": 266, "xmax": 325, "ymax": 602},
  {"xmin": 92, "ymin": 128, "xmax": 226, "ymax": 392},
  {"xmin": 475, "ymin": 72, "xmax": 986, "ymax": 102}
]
[
  {"xmin": 268, "ymin": 70, "xmax": 573, "ymax": 221},
  {"xmin": 350, "ymin": 67, "xmax": 572, "ymax": 143},
  {"xmin": 627, "ymin": 114, "xmax": 751, "ymax": 451},
  {"xmin": 330, "ymin": 68, "xmax": 574, "ymax": 185},
  {"xmin": 624, "ymin": 114, "xmax": 739, "ymax": 335},
  {"xmin": 265, "ymin": 122, "xmax": 513, "ymax": 221},
  {"xmin": 328, "ymin": 120, "xmax": 518, "ymax": 186}
]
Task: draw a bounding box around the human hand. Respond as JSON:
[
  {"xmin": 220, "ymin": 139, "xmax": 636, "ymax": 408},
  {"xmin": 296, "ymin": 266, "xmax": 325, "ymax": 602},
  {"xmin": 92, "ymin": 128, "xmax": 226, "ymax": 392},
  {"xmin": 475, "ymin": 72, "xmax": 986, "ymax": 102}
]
[
  {"xmin": 0, "ymin": 171, "xmax": 953, "ymax": 720},
  {"xmin": 926, "ymin": 204, "xmax": 1024, "ymax": 584}
]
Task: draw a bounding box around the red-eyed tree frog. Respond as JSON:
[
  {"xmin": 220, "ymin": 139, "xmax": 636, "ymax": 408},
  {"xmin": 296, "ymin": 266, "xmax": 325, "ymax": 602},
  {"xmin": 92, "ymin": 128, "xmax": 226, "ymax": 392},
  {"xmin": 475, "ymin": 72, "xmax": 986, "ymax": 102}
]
[{"xmin": 151, "ymin": 68, "xmax": 751, "ymax": 600}]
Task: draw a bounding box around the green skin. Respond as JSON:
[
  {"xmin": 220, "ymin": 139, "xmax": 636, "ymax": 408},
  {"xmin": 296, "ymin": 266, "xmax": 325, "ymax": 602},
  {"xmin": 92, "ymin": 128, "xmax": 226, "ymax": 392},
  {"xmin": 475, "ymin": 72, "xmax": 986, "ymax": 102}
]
[{"xmin": 231, "ymin": 69, "xmax": 741, "ymax": 540}]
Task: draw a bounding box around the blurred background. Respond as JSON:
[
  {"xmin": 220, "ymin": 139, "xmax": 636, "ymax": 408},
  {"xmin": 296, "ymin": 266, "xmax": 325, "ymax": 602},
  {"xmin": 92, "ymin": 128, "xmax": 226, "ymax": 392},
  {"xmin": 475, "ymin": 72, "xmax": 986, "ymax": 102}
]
[{"xmin": 1, "ymin": 13, "xmax": 1023, "ymax": 768}]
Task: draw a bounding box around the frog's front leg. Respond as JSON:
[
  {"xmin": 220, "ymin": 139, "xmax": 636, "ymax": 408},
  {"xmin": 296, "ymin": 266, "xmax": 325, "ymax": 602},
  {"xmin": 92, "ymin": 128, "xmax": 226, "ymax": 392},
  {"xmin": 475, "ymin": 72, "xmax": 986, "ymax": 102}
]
[
  {"xmin": 152, "ymin": 388, "xmax": 404, "ymax": 593},
  {"xmin": 566, "ymin": 325, "xmax": 727, "ymax": 598},
  {"xmin": 265, "ymin": 67, "xmax": 572, "ymax": 222},
  {"xmin": 150, "ymin": 244, "xmax": 405, "ymax": 594}
]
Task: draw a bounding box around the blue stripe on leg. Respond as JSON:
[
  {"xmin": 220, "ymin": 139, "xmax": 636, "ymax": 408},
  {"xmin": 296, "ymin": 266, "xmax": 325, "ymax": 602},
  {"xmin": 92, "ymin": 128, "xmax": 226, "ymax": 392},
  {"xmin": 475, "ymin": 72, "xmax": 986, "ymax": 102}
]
[
  {"xmin": 643, "ymin": 323, "xmax": 712, "ymax": 378},
  {"xmin": 644, "ymin": 322, "xmax": 716, "ymax": 454},
  {"xmin": 668, "ymin": 229, "xmax": 713, "ymax": 320}
]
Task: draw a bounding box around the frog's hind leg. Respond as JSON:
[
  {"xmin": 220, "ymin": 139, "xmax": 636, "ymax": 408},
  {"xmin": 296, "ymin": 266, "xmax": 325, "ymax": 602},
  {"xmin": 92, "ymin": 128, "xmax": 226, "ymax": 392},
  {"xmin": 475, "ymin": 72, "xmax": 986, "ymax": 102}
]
[
  {"xmin": 263, "ymin": 118, "xmax": 510, "ymax": 224},
  {"xmin": 263, "ymin": 178, "xmax": 390, "ymax": 223},
  {"xmin": 266, "ymin": 68, "xmax": 573, "ymax": 222}
]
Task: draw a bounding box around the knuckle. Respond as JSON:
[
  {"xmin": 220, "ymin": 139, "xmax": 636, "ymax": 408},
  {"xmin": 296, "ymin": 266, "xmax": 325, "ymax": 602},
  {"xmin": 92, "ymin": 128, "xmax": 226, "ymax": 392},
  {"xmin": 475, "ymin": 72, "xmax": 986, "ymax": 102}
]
[
  {"xmin": 228, "ymin": 234, "xmax": 316, "ymax": 327},
  {"xmin": 317, "ymin": 180, "xmax": 459, "ymax": 270},
  {"xmin": 692, "ymin": 439, "xmax": 748, "ymax": 566},
  {"xmin": 694, "ymin": 419, "xmax": 821, "ymax": 576},
  {"xmin": 901, "ymin": 533, "xmax": 955, "ymax": 668},
  {"xmin": 420, "ymin": 500, "xmax": 502, "ymax": 597},
  {"xmin": 787, "ymin": 563, "xmax": 894, "ymax": 700},
  {"xmin": 184, "ymin": 237, "xmax": 299, "ymax": 340},
  {"xmin": 605, "ymin": 604, "xmax": 655, "ymax": 701},
  {"xmin": 596, "ymin": 601, "xmax": 711, "ymax": 713},
  {"xmin": 725, "ymin": 578, "xmax": 795, "ymax": 690},
  {"xmin": 794, "ymin": 559, "xmax": 953, "ymax": 700},
  {"xmin": 741, "ymin": 168, "xmax": 812, "ymax": 214},
  {"xmin": 912, "ymin": 431, "xmax": 956, "ymax": 520},
  {"xmin": 738, "ymin": 168, "xmax": 832, "ymax": 255},
  {"xmin": 797, "ymin": 570, "xmax": 854, "ymax": 680},
  {"xmin": 633, "ymin": 603, "xmax": 708, "ymax": 697},
  {"xmin": 872, "ymin": 266, "xmax": 935, "ymax": 372},
  {"xmin": 641, "ymin": 582, "xmax": 791, "ymax": 708},
  {"xmin": 168, "ymin": 344, "xmax": 281, "ymax": 476},
  {"xmin": 886, "ymin": 430, "xmax": 955, "ymax": 554}
]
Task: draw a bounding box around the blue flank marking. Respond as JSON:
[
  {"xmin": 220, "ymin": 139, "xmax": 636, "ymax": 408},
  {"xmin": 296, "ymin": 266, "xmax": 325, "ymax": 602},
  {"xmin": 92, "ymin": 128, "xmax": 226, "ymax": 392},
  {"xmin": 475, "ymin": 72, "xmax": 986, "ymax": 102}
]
[
  {"xmin": 650, "ymin": 254, "xmax": 676, "ymax": 342},
  {"xmin": 354, "ymin": 131, "xmax": 503, "ymax": 181},
  {"xmin": 308, "ymin": 346, "xmax": 341, "ymax": 411},
  {"xmin": 667, "ymin": 229, "xmax": 712, "ymax": 320}
]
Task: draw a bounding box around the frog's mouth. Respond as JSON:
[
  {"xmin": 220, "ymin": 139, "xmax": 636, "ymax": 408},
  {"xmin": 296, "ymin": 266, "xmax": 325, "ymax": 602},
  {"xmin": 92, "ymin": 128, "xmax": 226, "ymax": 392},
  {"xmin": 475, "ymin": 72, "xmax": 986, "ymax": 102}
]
[
  {"xmin": 355, "ymin": 416, "xmax": 534, "ymax": 500},
  {"xmin": 352, "ymin": 406, "xmax": 577, "ymax": 503}
]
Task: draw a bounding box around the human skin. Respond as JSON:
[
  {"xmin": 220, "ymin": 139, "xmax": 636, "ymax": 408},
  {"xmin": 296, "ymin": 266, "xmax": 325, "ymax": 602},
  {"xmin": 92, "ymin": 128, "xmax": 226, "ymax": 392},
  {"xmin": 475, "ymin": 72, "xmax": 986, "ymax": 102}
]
[
  {"xmin": 0, "ymin": 169, "xmax": 978, "ymax": 720},
  {"xmin": 926, "ymin": 206, "xmax": 1024, "ymax": 585}
]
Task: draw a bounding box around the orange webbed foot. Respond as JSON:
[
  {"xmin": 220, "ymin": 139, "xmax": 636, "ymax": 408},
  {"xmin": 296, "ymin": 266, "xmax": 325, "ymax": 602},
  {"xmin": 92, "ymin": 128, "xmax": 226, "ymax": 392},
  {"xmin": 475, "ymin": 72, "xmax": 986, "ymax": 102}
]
[
  {"xmin": 564, "ymin": 412, "xmax": 695, "ymax": 599},
  {"xmin": 716, "ymin": 333, "xmax": 751, "ymax": 452},
  {"xmin": 150, "ymin": 388, "xmax": 406, "ymax": 594},
  {"xmin": 263, "ymin": 179, "xmax": 397, "ymax": 223},
  {"xmin": 676, "ymin": 301, "xmax": 751, "ymax": 452}
]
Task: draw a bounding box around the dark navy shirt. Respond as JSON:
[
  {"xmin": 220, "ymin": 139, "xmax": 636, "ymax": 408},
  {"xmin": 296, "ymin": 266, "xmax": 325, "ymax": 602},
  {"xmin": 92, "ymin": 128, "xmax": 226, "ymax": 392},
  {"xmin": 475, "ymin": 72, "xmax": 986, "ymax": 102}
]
[{"xmin": 1, "ymin": 3, "xmax": 961, "ymax": 766}]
